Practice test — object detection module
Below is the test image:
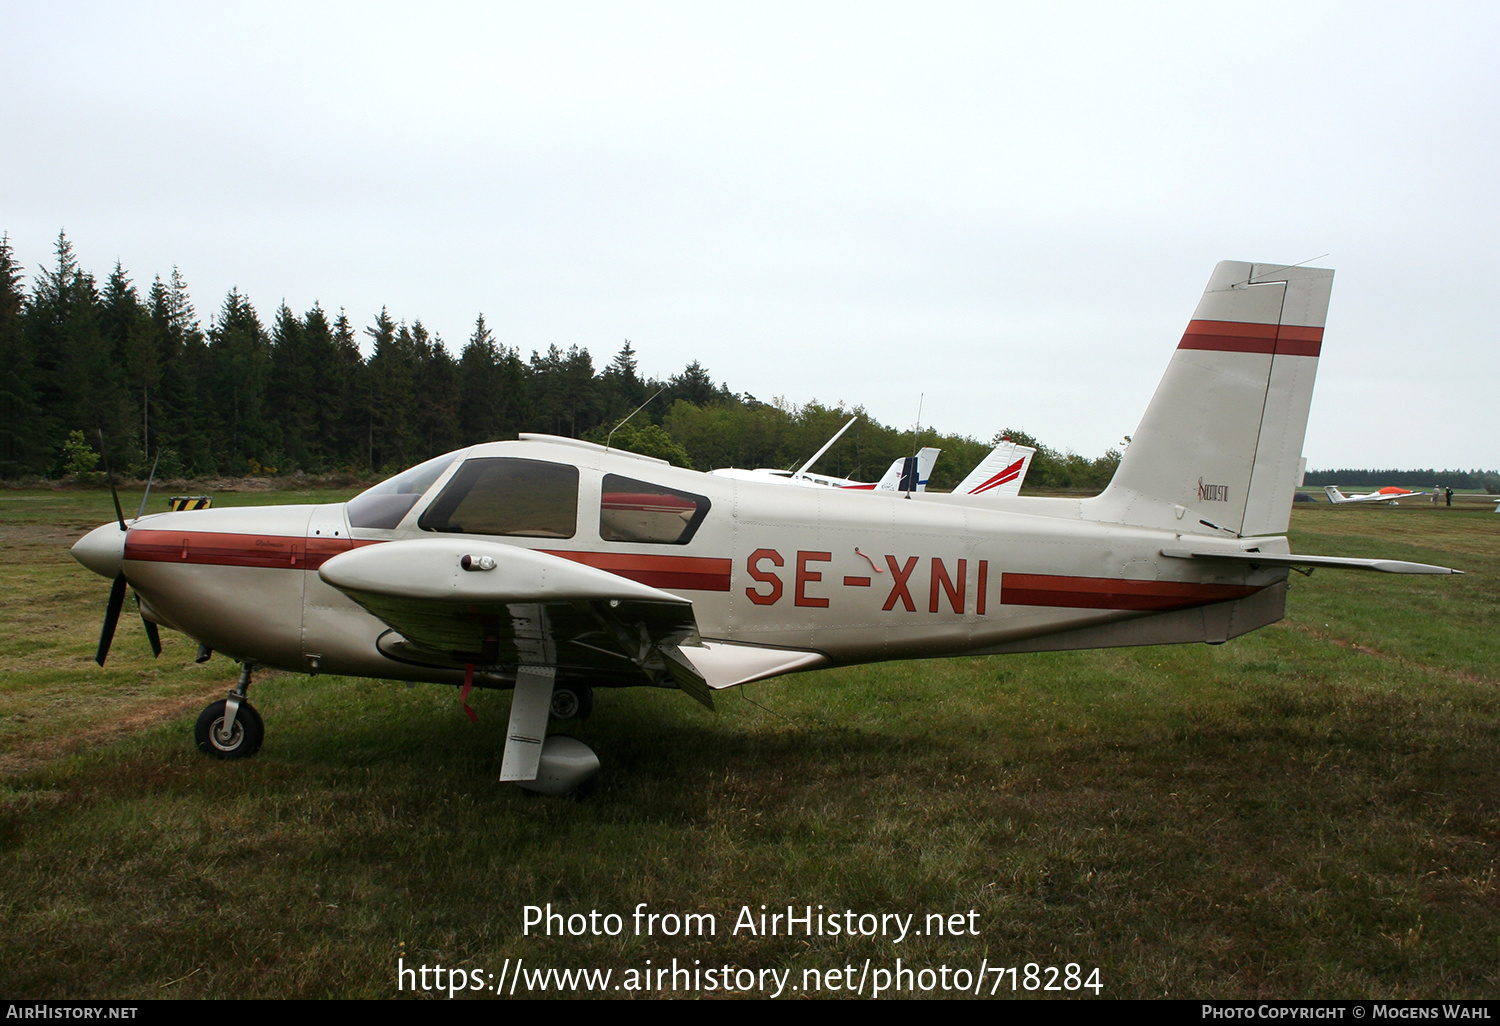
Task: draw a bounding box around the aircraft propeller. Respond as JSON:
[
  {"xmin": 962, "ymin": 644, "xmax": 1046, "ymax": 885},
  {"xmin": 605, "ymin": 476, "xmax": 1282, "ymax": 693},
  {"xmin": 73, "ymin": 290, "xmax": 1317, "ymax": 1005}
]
[{"xmin": 90, "ymin": 436, "xmax": 163, "ymax": 666}]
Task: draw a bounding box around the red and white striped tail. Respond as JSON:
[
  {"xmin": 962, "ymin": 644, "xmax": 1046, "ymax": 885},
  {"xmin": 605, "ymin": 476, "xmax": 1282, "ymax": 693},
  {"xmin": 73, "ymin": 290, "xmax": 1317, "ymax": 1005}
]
[
  {"xmin": 1094, "ymin": 260, "xmax": 1334, "ymax": 538},
  {"xmin": 954, "ymin": 439, "xmax": 1036, "ymax": 498}
]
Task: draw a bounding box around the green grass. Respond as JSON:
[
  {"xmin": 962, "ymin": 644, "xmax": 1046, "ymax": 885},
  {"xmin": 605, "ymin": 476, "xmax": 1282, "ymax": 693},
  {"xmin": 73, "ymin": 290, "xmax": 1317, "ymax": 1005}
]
[{"xmin": 2, "ymin": 493, "xmax": 1497, "ymax": 998}]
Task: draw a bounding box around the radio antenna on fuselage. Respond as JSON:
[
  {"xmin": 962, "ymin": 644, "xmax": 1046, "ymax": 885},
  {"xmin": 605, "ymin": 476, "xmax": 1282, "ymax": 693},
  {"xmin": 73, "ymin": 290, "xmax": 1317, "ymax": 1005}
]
[{"xmin": 605, "ymin": 383, "xmax": 669, "ymax": 452}]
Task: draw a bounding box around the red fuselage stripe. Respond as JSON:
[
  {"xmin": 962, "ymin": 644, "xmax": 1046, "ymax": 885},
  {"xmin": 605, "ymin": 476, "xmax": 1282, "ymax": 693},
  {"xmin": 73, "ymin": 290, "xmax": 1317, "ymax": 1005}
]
[
  {"xmin": 124, "ymin": 530, "xmax": 375, "ymax": 570},
  {"xmin": 126, "ymin": 534, "xmax": 1253, "ymax": 608},
  {"xmin": 1177, "ymin": 319, "xmax": 1323, "ymax": 357},
  {"xmin": 541, "ymin": 550, "xmax": 733, "ymax": 592},
  {"xmin": 123, "ymin": 531, "xmax": 734, "ymax": 591},
  {"xmin": 1001, "ymin": 573, "xmax": 1261, "ymax": 611}
]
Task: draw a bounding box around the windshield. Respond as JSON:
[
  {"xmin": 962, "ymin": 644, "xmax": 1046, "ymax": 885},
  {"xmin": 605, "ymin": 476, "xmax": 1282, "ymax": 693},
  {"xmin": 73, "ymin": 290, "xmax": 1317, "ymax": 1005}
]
[{"xmin": 346, "ymin": 451, "xmax": 463, "ymax": 530}]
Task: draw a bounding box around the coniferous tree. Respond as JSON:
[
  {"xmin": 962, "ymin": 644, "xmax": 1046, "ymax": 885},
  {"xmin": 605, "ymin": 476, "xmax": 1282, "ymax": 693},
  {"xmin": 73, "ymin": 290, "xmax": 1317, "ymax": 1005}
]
[
  {"xmin": 410, "ymin": 320, "xmax": 461, "ymax": 458},
  {"xmin": 270, "ymin": 302, "xmax": 316, "ymax": 470},
  {"xmin": 150, "ymin": 268, "xmax": 213, "ymax": 474},
  {"xmin": 365, "ymin": 309, "xmax": 416, "ymax": 470},
  {"xmin": 601, "ymin": 338, "xmax": 648, "ymax": 421},
  {"xmin": 0, "ymin": 234, "xmax": 44, "ymax": 474},
  {"xmin": 208, "ymin": 288, "xmax": 274, "ymax": 471},
  {"xmin": 526, "ymin": 344, "xmax": 605, "ymax": 438},
  {"xmin": 526, "ymin": 344, "xmax": 567, "ymax": 436},
  {"xmin": 329, "ymin": 310, "xmax": 368, "ymax": 469},
  {"xmin": 101, "ymin": 263, "xmax": 160, "ymax": 461},
  {"xmin": 26, "ymin": 232, "xmax": 129, "ymax": 469},
  {"xmin": 299, "ymin": 304, "xmax": 345, "ymax": 471},
  {"xmin": 458, "ymin": 313, "xmax": 526, "ymax": 442},
  {"xmin": 665, "ymin": 359, "xmax": 731, "ymax": 409}
]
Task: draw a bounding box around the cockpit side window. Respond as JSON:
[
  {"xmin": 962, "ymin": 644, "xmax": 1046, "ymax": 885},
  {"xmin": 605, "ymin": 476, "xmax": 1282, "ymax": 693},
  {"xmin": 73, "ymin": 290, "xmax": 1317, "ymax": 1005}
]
[
  {"xmin": 419, "ymin": 458, "xmax": 579, "ymax": 538},
  {"xmin": 347, "ymin": 452, "xmax": 461, "ymax": 530},
  {"xmin": 599, "ymin": 474, "xmax": 711, "ymax": 545}
]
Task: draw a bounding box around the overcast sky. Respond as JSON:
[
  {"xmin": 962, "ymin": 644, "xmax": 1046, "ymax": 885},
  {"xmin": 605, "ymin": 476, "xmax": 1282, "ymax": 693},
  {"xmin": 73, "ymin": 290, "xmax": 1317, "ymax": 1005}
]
[{"xmin": 5, "ymin": 2, "xmax": 1496, "ymax": 469}]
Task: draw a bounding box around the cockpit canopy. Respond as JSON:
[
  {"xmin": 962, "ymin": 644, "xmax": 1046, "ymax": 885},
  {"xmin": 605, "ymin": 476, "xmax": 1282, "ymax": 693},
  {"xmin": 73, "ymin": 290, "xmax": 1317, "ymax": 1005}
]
[
  {"xmin": 346, "ymin": 452, "xmax": 462, "ymax": 530},
  {"xmin": 345, "ymin": 446, "xmax": 712, "ymax": 545}
]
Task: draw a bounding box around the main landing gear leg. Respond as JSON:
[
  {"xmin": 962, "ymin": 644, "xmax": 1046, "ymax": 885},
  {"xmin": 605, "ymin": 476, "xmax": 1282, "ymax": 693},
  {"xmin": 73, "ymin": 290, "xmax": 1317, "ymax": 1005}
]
[
  {"xmin": 195, "ymin": 661, "xmax": 264, "ymax": 759},
  {"xmin": 500, "ymin": 667, "xmax": 599, "ymax": 796}
]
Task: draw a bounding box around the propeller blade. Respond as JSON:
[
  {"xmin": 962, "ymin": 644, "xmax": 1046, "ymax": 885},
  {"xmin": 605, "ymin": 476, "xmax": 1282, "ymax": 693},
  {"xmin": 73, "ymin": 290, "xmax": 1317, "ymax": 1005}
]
[
  {"xmin": 142, "ymin": 616, "xmax": 162, "ymax": 658},
  {"xmin": 136, "ymin": 450, "xmax": 160, "ymax": 520},
  {"xmin": 96, "ymin": 572, "xmax": 127, "ymax": 666},
  {"xmin": 96, "ymin": 430, "xmax": 126, "ymax": 531}
]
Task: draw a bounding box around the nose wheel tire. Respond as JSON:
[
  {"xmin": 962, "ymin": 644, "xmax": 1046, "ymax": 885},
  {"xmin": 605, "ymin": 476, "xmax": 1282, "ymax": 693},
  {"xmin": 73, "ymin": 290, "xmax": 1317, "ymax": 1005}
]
[{"xmin": 195, "ymin": 699, "xmax": 264, "ymax": 759}]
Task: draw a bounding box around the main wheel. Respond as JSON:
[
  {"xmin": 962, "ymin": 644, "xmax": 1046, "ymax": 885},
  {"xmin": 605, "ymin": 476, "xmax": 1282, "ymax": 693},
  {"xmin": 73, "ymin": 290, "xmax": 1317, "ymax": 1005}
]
[
  {"xmin": 195, "ymin": 699, "xmax": 264, "ymax": 759},
  {"xmin": 549, "ymin": 684, "xmax": 593, "ymax": 721}
]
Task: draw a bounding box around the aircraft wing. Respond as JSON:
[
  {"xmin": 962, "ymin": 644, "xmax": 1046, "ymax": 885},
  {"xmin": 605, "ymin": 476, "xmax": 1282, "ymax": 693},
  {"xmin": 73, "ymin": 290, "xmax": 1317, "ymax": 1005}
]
[{"xmin": 318, "ymin": 539, "xmax": 716, "ymax": 707}]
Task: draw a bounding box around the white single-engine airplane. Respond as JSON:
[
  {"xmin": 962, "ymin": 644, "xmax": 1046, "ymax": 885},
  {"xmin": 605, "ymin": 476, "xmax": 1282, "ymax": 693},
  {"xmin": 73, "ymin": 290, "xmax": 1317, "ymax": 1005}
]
[
  {"xmin": 1322, "ymin": 485, "xmax": 1432, "ymax": 505},
  {"xmin": 72, "ymin": 261, "xmax": 1460, "ymax": 794}
]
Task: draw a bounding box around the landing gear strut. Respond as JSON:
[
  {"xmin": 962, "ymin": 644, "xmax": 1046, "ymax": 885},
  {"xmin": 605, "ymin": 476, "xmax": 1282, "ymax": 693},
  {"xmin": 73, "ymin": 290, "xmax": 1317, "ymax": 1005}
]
[
  {"xmin": 195, "ymin": 662, "xmax": 264, "ymax": 759},
  {"xmin": 501, "ymin": 668, "xmax": 599, "ymax": 795}
]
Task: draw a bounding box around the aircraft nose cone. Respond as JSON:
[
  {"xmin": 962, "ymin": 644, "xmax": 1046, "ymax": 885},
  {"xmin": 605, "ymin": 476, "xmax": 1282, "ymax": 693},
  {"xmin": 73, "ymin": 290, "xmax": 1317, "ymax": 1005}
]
[{"xmin": 72, "ymin": 522, "xmax": 127, "ymax": 579}]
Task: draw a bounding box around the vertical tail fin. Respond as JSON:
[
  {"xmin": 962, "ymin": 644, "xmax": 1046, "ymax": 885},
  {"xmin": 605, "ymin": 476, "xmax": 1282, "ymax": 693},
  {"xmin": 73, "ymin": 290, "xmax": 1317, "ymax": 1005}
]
[
  {"xmin": 1093, "ymin": 261, "xmax": 1333, "ymax": 537},
  {"xmin": 954, "ymin": 439, "xmax": 1036, "ymax": 498},
  {"xmin": 875, "ymin": 447, "xmax": 941, "ymax": 492}
]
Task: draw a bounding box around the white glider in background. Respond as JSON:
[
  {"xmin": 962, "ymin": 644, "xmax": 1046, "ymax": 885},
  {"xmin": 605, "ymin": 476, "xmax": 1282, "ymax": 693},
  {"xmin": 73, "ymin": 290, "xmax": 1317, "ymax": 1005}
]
[{"xmin": 1323, "ymin": 485, "xmax": 1431, "ymax": 505}]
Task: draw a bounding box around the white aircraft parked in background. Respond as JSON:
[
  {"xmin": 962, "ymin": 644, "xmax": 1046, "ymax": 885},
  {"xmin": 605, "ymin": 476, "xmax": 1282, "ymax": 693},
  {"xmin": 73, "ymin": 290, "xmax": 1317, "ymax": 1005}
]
[
  {"xmin": 845, "ymin": 447, "xmax": 941, "ymax": 493},
  {"xmin": 1323, "ymin": 485, "xmax": 1431, "ymax": 505},
  {"xmin": 711, "ymin": 416, "xmax": 942, "ymax": 493},
  {"xmin": 72, "ymin": 260, "xmax": 1461, "ymax": 795}
]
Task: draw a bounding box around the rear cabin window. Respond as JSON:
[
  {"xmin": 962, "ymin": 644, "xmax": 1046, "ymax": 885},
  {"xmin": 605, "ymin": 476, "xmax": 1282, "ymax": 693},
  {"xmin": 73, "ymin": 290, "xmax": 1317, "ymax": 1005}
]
[
  {"xmin": 599, "ymin": 474, "xmax": 710, "ymax": 545},
  {"xmin": 418, "ymin": 458, "xmax": 579, "ymax": 538}
]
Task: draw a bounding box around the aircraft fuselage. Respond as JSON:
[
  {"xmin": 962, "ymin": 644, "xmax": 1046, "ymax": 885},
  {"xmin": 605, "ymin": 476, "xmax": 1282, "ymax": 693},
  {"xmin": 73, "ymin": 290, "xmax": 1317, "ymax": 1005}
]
[{"xmin": 81, "ymin": 435, "xmax": 1290, "ymax": 692}]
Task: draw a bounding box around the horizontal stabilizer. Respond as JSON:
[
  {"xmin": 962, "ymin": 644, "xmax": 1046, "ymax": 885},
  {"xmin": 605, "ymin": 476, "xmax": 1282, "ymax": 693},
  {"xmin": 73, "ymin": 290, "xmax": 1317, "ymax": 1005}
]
[{"xmin": 1161, "ymin": 548, "xmax": 1461, "ymax": 575}]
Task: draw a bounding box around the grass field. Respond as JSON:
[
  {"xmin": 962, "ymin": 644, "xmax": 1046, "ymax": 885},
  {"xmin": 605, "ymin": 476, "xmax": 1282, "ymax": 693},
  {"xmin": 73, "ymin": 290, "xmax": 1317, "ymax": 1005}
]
[{"xmin": 2, "ymin": 489, "xmax": 1497, "ymax": 999}]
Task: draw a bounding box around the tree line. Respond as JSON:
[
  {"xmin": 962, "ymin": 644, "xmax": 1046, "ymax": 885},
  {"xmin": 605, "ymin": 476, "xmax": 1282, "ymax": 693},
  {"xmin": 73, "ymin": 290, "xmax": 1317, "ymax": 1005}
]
[{"xmin": 1, "ymin": 231, "xmax": 1132, "ymax": 491}]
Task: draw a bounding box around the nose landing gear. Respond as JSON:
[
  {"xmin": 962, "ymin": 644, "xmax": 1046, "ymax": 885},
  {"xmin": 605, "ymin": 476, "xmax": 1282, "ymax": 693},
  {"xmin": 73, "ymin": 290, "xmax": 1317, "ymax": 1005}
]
[{"xmin": 195, "ymin": 662, "xmax": 263, "ymax": 759}]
